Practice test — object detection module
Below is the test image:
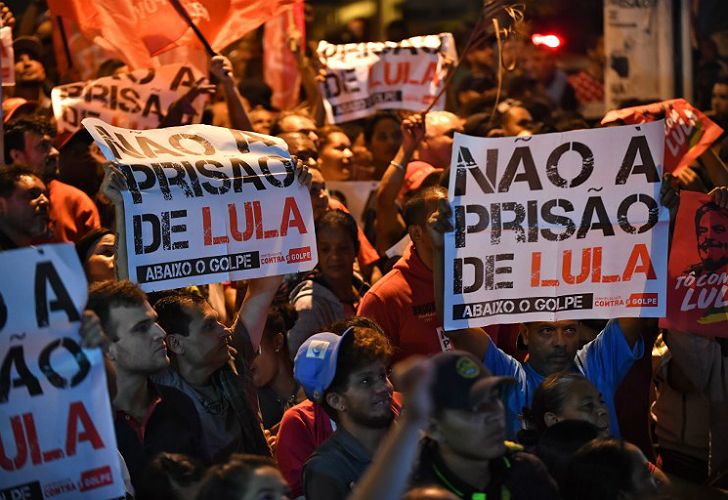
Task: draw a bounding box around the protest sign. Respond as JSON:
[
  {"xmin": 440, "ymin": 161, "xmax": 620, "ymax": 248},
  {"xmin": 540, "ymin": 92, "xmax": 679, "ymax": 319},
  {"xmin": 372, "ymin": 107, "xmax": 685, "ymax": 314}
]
[
  {"xmin": 660, "ymin": 191, "xmax": 728, "ymax": 337},
  {"xmin": 327, "ymin": 180, "xmax": 378, "ymax": 224},
  {"xmin": 0, "ymin": 244, "xmax": 125, "ymax": 499},
  {"xmin": 83, "ymin": 117, "xmax": 318, "ymax": 292},
  {"xmin": 1, "ymin": 27, "xmax": 13, "ymax": 86},
  {"xmin": 602, "ymin": 99, "xmax": 724, "ymax": 174},
  {"xmin": 443, "ymin": 121, "xmax": 669, "ymax": 329},
  {"xmin": 316, "ymin": 34, "xmax": 456, "ymax": 123},
  {"xmin": 52, "ymin": 63, "xmax": 205, "ymax": 136}
]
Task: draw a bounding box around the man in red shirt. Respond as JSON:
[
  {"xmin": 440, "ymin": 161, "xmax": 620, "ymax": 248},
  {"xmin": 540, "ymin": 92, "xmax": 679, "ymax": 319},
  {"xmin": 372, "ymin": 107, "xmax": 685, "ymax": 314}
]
[
  {"xmin": 358, "ymin": 185, "xmax": 450, "ymax": 361},
  {"xmin": 5, "ymin": 118, "xmax": 100, "ymax": 243}
]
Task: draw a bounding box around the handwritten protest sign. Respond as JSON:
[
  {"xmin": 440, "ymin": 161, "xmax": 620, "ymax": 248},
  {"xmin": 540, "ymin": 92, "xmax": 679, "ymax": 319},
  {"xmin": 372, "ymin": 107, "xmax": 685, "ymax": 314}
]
[
  {"xmin": 52, "ymin": 64, "xmax": 205, "ymax": 136},
  {"xmin": 602, "ymin": 99, "xmax": 724, "ymax": 174},
  {"xmin": 0, "ymin": 244, "xmax": 125, "ymax": 499},
  {"xmin": 83, "ymin": 118, "xmax": 318, "ymax": 292},
  {"xmin": 660, "ymin": 191, "xmax": 728, "ymax": 337},
  {"xmin": 444, "ymin": 122, "xmax": 669, "ymax": 329},
  {"xmin": 316, "ymin": 34, "xmax": 456, "ymax": 123},
  {"xmin": 1, "ymin": 27, "xmax": 13, "ymax": 86}
]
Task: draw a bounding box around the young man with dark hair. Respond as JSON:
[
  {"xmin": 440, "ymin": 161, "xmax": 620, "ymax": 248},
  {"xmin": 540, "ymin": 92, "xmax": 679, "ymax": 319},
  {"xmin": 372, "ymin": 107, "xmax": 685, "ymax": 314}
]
[
  {"xmin": 151, "ymin": 277, "xmax": 279, "ymax": 462},
  {"xmin": 298, "ymin": 324, "xmax": 395, "ymax": 500},
  {"xmin": 0, "ymin": 166, "xmax": 51, "ymax": 249},
  {"xmin": 5, "ymin": 118, "xmax": 100, "ymax": 242},
  {"xmin": 85, "ymin": 280, "xmax": 206, "ymax": 490},
  {"xmin": 411, "ymin": 350, "xmax": 560, "ymax": 499},
  {"xmin": 359, "ymin": 185, "xmax": 454, "ymax": 361},
  {"xmin": 276, "ymin": 316, "xmax": 400, "ymax": 498}
]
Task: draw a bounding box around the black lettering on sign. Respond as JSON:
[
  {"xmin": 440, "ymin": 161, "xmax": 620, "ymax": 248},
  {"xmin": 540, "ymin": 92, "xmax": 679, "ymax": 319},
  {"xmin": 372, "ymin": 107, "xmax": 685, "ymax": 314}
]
[
  {"xmin": 616, "ymin": 135, "xmax": 659, "ymax": 185},
  {"xmin": 34, "ymin": 262, "xmax": 80, "ymax": 328},
  {"xmin": 0, "ymin": 346, "xmax": 42, "ymax": 403},
  {"xmin": 546, "ymin": 142, "xmax": 594, "ymax": 188},
  {"xmin": 0, "ymin": 480, "xmax": 43, "ymax": 499}
]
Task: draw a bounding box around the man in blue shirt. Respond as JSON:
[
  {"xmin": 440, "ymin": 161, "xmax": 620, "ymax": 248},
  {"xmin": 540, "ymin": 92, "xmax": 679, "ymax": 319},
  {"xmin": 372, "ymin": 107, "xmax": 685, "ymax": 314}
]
[
  {"xmin": 482, "ymin": 318, "xmax": 643, "ymax": 438},
  {"xmin": 427, "ymin": 198, "xmax": 648, "ymax": 439}
]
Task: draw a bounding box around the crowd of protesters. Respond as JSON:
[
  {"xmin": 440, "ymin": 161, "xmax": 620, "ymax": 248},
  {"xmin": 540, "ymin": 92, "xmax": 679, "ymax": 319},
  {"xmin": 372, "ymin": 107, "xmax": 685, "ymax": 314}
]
[{"xmin": 2, "ymin": 1, "xmax": 728, "ymax": 498}]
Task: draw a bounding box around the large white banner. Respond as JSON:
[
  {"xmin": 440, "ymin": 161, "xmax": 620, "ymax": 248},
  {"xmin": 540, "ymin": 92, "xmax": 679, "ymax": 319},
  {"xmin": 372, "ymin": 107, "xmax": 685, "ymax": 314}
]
[
  {"xmin": 52, "ymin": 64, "xmax": 205, "ymax": 136},
  {"xmin": 317, "ymin": 34, "xmax": 456, "ymax": 123},
  {"xmin": 444, "ymin": 121, "xmax": 669, "ymax": 329},
  {"xmin": 0, "ymin": 244, "xmax": 125, "ymax": 499},
  {"xmin": 83, "ymin": 118, "xmax": 318, "ymax": 292}
]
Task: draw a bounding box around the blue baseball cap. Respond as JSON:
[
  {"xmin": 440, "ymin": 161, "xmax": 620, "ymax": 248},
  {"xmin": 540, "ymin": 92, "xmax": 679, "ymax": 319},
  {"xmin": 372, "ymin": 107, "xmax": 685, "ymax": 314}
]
[{"xmin": 294, "ymin": 328, "xmax": 353, "ymax": 403}]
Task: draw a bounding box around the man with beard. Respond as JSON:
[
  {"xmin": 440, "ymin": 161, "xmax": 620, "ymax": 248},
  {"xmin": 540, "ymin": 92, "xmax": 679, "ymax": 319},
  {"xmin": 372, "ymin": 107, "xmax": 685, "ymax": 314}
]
[
  {"xmin": 152, "ymin": 278, "xmax": 279, "ymax": 462},
  {"xmin": 411, "ymin": 351, "xmax": 559, "ymax": 499},
  {"xmin": 5, "ymin": 118, "xmax": 100, "ymax": 242},
  {"xmin": 299, "ymin": 325, "xmax": 395, "ymax": 500},
  {"xmin": 0, "ymin": 166, "xmax": 52, "ymax": 249}
]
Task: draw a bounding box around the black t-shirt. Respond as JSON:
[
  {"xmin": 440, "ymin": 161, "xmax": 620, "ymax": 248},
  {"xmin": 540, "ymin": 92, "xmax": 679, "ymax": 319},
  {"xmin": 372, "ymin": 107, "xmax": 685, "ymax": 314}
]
[{"xmin": 411, "ymin": 438, "xmax": 559, "ymax": 500}]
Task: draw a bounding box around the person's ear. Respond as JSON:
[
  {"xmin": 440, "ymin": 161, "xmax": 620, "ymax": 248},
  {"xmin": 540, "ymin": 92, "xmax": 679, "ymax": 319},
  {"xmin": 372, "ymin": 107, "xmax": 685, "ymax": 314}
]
[
  {"xmin": 543, "ymin": 412, "xmax": 560, "ymax": 427},
  {"xmin": 408, "ymin": 224, "xmax": 423, "ymax": 245},
  {"xmin": 8, "ymin": 148, "xmax": 25, "ymax": 165},
  {"xmin": 428, "ymin": 418, "xmax": 445, "ymax": 443},
  {"xmin": 166, "ymin": 334, "xmax": 184, "ymax": 355},
  {"xmin": 326, "ymin": 391, "xmax": 346, "ymax": 412},
  {"xmin": 273, "ymin": 333, "xmax": 285, "ymax": 353},
  {"xmin": 107, "ymin": 342, "xmax": 118, "ymax": 362},
  {"xmin": 518, "ymin": 323, "xmax": 529, "ymax": 347}
]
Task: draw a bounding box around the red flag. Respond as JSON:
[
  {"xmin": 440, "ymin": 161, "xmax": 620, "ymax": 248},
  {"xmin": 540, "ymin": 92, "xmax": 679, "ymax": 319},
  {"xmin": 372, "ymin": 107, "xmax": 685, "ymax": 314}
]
[
  {"xmin": 601, "ymin": 99, "xmax": 724, "ymax": 174},
  {"xmin": 47, "ymin": 0, "xmax": 294, "ymax": 69},
  {"xmin": 264, "ymin": 0, "xmax": 304, "ymax": 110}
]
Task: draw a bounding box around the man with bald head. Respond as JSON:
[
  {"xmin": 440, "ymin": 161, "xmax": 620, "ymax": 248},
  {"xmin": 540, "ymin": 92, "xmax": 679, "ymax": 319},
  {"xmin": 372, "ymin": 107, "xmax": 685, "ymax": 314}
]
[
  {"xmin": 272, "ymin": 112, "xmax": 320, "ymax": 148},
  {"xmin": 416, "ymin": 111, "xmax": 463, "ymax": 169}
]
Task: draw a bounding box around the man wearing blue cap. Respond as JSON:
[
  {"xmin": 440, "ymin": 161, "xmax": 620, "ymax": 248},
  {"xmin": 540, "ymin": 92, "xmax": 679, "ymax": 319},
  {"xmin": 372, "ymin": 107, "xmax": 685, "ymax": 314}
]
[{"xmin": 296, "ymin": 323, "xmax": 395, "ymax": 500}]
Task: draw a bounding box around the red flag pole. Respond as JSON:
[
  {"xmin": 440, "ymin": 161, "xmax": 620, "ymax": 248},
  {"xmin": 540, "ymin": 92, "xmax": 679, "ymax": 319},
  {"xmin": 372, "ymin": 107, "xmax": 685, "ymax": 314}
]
[
  {"xmin": 167, "ymin": 0, "xmax": 217, "ymax": 57},
  {"xmin": 56, "ymin": 16, "xmax": 74, "ymax": 69}
]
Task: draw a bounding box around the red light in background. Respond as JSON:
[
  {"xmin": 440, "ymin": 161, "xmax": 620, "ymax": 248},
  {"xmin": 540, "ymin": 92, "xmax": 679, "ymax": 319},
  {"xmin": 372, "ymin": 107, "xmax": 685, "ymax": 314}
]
[{"xmin": 531, "ymin": 33, "xmax": 562, "ymax": 49}]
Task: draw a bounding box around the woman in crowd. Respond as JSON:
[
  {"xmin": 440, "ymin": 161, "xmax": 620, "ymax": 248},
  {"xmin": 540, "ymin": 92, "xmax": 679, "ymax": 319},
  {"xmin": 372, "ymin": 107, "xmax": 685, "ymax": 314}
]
[
  {"xmin": 287, "ymin": 209, "xmax": 369, "ymax": 356},
  {"xmin": 75, "ymin": 227, "xmax": 115, "ymax": 284},
  {"xmin": 316, "ymin": 125, "xmax": 354, "ymax": 181},
  {"xmin": 195, "ymin": 454, "xmax": 290, "ymax": 500},
  {"xmin": 520, "ymin": 372, "xmax": 610, "ymax": 446},
  {"xmin": 362, "ymin": 112, "xmax": 402, "ymax": 179},
  {"xmin": 251, "ymin": 303, "xmax": 306, "ymax": 429},
  {"xmin": 563, "ymin": 438, "xmax": 662, "ymax": 500}
]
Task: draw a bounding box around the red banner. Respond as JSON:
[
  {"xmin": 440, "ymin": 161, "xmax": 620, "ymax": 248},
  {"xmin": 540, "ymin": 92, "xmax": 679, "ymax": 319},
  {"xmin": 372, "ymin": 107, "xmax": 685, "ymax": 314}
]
[
  {"xmin": 601, "ymin": 99, "xmax": 724, "ymax": 174},
  {"xmin": 660, "ymin": 191, "xmax": 728, "ymax": 337},
  {"xmin": 48, "ymin": 0, "xmax": 293, "ymax": 70},
  {"xmin": 263, "ymin": 0, "xmax": 304, "ymax": 110}
]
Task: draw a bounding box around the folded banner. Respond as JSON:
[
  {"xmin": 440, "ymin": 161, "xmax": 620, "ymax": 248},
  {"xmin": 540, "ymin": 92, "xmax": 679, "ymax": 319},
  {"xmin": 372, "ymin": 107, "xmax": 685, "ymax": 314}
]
[
  {"xmin": 660, "ymin": 191, "xmax": 728, "ymax": 337},
  {"xmin": 601, "ymin": 99, "xmax": 724, "ymax": 174},
  {"xmin": 1, "ymin": 27, "xmax": 13, "ymax": 86},
  {"xmin": 82, "ymin": 118, "xmax": 318, "ymax": 292},
  {"xmin": 52, "ymin": 64, "xmax": 205, "ymax": 136},
  {"xmin": 0, "ymin": 244, "xmax": 125, "ymax": 498},
  {"xmin": 317, "ymin": 34, "xmax": 456, "ymax": 123},
  {"xmin": 444, "ymin": 121, "xmax": 669, "ymax": 329}
]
